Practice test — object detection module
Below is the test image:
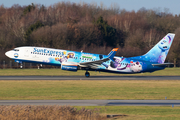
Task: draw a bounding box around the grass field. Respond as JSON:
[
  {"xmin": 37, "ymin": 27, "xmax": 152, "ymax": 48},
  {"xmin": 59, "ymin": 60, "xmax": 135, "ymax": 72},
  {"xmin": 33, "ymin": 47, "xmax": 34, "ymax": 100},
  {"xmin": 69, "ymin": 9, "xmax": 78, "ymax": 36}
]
[
  {"xmin": 0, "ymin": 67, "xmax": 180, "ymax": 76},
  {"xmin": 0, "ymin": 68, "xmax": 180, "ymax": 119},
  {"xmin": 76, "ymin": 106, "xmax": 180, "ymax": 120},
  {"xmin": 0, "ymin": 80, "xmax": 180, "ymax": 100}
]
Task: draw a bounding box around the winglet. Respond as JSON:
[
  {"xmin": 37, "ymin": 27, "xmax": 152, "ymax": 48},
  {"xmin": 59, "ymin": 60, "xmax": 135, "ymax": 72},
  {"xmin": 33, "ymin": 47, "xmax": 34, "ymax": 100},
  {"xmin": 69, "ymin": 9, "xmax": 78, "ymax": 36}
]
[
  {"xmin": 108, "ymin": 48, "xmax": 118, "ymax": 61},
  {"xmin": 112, "ymin": 48, "xmax": 118, "ymax": 51}
]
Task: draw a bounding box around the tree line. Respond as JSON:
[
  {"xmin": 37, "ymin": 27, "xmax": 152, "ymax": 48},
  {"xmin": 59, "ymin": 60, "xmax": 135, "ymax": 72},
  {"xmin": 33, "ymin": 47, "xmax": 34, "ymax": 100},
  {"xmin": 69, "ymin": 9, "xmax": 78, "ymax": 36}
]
[{"xmin": 0, "ymin": 2, "xmax": 180, "ymax": 66}]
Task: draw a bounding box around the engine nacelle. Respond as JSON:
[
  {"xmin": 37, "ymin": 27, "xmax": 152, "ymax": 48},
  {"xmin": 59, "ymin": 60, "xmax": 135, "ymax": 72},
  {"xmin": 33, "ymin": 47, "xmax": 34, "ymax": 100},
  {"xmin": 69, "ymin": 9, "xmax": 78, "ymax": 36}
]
[
  {"xmin": 14, "ymin": 60, "xmax": 22, "ymax": 63},
  {"xmin": 61, "ymin": 63, "xmax": 78, "ymax": 71}
]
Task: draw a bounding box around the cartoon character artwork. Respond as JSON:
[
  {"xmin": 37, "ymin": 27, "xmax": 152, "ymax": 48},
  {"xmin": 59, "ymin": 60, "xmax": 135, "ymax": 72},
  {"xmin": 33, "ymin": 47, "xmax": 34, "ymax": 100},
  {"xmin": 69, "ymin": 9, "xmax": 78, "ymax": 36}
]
[
  {"xmin": 99, "ymin": 55, "xmax": 126, "ymax": 70},
  {"xmin": 158, "ymin": 36, "xmax": 171, "ymax": 63},
  {"xmin": 99, "ymin": 55, "xmax": 143, "ymax": 73},
  {"xmin": 128, "ymin": 61, "xmax": 142, "ymax": 72},
  {"xmin": 110, "ymin": 58, "xmax": 122, "ymax": 68},
  {"xmin": 104, "ymin": 58, "xmax": 142, "ymax": 73},
  {"xmin": 55, "ymin": 52, "xmax": 75, "ymax": 63},
  {"xmin": 67, "ymin": 53, "xmax": 74, "ymax": 58},
  {"xmin": 110, "ymin": 58, "xmax": 127, "ymax": 70},
  {"xmin": 102, "ymin": 57, "xmax": 129, "ymax": 71},
  {"xmin": 114, "ymin": 60, "xmax": 142, "ymax": 72}
]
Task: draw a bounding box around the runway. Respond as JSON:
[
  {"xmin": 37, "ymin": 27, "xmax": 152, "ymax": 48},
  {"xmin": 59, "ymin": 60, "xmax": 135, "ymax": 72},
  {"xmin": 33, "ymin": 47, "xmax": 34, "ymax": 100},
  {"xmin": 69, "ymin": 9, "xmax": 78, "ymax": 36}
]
[
  {"xmin": 1, "ymin": 76, "xmax": 180, "ymax": 106},
  {"xmin": 0, "ymin": 76, "xmax": 180, "ymax": 80},
  {"xmin": 0, "ymin": 100, "xmax": 180, "ymax": 106}
]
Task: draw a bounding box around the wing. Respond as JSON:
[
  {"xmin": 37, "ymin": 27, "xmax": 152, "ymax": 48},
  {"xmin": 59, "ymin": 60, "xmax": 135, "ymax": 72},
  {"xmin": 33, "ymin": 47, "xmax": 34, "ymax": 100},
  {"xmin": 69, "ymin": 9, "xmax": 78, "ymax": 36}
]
[
  {"xmin": 79, "ymin": 58, "xmax": 110, "ymax": 69},
  {"xmin": 79, "ymin": 48, "xmax": 118, "ymax": 69}
]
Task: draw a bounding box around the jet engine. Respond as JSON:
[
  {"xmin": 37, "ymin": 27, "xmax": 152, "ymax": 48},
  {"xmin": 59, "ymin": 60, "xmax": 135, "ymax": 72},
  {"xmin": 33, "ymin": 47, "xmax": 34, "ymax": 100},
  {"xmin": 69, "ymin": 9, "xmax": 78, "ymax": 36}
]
[{"xmin": 61, "ymin": 62, "xmax": 78, "ymax": 71}]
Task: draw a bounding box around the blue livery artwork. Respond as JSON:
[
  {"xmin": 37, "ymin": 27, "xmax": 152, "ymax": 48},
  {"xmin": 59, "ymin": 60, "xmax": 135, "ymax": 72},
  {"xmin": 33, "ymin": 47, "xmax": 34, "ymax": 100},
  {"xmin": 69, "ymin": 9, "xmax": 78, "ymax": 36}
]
[{"xmin": 5, "ymin": 33, "xmax": 175, "ymax": 77}]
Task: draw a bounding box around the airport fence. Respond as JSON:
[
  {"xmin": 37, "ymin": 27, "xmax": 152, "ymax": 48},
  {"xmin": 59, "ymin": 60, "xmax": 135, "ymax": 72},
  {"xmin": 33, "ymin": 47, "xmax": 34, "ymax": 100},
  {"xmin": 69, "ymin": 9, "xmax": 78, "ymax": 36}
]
[{"xmin": 0, "ymin": 60, "xmax": 61, "ymax": 69}]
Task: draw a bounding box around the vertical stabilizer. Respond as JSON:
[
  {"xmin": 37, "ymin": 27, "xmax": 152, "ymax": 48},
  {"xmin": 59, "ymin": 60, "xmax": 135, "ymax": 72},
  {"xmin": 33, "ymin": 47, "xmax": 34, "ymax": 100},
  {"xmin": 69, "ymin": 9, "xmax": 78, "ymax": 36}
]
[{"xmin": 142, "ymin": 33, "xmax": 175, "ymax": 63}]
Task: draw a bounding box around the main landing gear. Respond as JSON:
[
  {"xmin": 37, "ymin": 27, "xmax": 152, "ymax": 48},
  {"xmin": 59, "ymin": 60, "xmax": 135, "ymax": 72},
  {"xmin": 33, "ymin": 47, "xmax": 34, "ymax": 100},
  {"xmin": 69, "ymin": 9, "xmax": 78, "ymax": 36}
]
[{"xmin": 85, "ymin": 71, "xmax": 90, "ymax": 77}]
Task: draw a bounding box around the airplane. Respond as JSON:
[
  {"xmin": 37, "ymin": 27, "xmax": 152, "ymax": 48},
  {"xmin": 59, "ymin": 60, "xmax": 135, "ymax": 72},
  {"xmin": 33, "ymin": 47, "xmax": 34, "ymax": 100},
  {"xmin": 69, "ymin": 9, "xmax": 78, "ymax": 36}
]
[{"xmin": 5, "ymin": 33, "xmax": 175, "ymax": 77}]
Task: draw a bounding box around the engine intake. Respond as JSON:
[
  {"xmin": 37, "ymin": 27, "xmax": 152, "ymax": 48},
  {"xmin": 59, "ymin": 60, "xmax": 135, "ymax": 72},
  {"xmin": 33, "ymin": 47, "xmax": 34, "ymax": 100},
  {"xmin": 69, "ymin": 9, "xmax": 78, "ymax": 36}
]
[{"xmin": 61, "ymin": 63, "xmax": 78, "ymax": 71}]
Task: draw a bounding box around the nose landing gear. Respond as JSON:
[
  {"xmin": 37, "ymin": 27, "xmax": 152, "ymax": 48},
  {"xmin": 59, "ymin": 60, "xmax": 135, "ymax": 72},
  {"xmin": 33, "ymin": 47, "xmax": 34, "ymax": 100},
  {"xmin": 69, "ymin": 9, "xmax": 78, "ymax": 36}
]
[
  {"xmin": 85, "ymin": 71, "xmax": 90, "ymax": 77},
  {"xmin": 20, "ymin": 63, "xmax": 23, "ymax": 69}
]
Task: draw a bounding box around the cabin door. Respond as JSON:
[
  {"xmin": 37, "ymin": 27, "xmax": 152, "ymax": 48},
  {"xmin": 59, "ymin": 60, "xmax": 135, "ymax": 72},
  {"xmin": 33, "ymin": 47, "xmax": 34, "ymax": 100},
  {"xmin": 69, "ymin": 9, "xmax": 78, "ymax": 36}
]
[{"xmin": 24, "ymin": 49, "xmax": 29, "ymax": 58}]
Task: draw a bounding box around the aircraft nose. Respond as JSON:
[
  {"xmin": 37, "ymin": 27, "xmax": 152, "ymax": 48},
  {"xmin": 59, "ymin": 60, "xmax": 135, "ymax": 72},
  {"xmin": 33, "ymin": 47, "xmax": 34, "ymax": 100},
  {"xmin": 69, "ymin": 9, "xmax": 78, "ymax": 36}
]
[{"xmin": 5, "ymin": 51, "xmax": 12, "ymax": 58}]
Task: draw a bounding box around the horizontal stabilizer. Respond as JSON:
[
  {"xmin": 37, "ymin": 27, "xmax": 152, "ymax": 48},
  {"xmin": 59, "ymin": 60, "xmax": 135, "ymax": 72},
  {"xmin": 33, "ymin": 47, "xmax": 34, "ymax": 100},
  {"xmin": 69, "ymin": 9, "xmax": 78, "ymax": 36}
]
[{"xmin": 152, "ymin": 63, "xmax": 174, "ymax": 66}]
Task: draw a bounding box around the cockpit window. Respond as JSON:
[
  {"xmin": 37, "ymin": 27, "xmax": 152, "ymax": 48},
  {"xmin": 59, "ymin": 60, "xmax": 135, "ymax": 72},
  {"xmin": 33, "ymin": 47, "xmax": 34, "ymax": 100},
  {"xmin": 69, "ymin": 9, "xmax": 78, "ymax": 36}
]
[{"xmin": 13, "ymin": 49, "xmax": 19, "ymax": 51}]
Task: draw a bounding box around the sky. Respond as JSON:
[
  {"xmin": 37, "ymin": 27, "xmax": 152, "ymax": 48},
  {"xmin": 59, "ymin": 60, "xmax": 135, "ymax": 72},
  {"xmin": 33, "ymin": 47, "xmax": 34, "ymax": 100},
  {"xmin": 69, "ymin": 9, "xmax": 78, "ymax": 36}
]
[{"xmin": 1, "ymin": 0, "xmax": 180, "ymax": 15}]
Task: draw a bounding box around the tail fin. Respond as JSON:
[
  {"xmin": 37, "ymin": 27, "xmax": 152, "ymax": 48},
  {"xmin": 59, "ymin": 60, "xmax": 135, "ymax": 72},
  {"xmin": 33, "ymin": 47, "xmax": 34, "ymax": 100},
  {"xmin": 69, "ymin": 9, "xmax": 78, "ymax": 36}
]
[
  {"xmin": 108, "ymin": 48, "xmax": 118, "ymax": 61},
  {"xmin": 142, "ymin": 33, "xmax": 175, "ymax": 63}
]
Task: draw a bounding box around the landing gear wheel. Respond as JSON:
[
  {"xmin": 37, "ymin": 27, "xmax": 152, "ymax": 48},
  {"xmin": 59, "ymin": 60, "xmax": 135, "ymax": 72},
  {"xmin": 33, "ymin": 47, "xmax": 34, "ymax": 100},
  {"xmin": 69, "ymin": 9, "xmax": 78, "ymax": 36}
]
[
  {"xmin": 85, "ymin": 71, "xmax": 90, "ymax": 77},
  {"xmin": 20, "ymin": 63, "xmax": 23, "ymax": 69}
]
